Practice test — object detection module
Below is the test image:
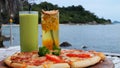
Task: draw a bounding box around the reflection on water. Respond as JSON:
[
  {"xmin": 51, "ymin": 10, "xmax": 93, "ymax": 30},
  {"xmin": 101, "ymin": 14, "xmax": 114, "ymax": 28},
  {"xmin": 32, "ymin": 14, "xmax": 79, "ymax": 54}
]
[{"xmin": 2, "ymin": 24, "xmax": 120, "ymax": 53}]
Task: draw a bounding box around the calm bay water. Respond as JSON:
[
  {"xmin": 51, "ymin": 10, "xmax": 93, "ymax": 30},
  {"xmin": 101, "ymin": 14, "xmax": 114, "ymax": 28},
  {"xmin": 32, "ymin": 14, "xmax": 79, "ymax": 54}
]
[{"xmin": 2, "ymin": 24, "xmax": 120, "ymax": 53}]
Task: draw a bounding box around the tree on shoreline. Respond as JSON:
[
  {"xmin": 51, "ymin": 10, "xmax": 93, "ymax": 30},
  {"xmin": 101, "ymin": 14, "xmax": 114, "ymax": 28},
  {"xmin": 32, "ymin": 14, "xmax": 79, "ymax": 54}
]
[
  {"xmin": 0, "ymin": 0, "xmax": 23, "ymax": 47},
  {"xmin": 28, "ymin": 1, "xmax": 111, "ymax": 24},
  {"xmin": 0, "ymin": 1, "xmax": 111, "ymax": 24},
  {"xmin": 0, "ymin": 1, "xmax": 112, "ymax": 47}
]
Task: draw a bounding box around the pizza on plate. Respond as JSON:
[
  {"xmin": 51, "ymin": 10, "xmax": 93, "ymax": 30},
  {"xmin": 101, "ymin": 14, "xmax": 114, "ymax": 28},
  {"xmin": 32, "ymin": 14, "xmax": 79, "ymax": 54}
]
[{"xmin": 4, "ymin": 48, "xmax": 106, "ymax": 68}]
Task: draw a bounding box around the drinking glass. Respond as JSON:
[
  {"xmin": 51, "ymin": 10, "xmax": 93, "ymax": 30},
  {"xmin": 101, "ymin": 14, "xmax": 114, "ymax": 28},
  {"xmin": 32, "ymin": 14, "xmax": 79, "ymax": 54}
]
[
  {"xmin": 19, "ymin": 11, "xmax": 38, "ymax": 52},
  {"xmin": 41, "ymin": 10, "xmax": 59, "ymax": 50}
]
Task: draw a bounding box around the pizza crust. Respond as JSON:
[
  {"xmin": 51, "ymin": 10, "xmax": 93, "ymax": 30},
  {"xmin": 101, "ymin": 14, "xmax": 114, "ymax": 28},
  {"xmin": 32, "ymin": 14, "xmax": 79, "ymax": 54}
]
[
  {"xmin": 49, "ymin": 63, "xmax": 70, "ymax": 68},
  {"xmin": 4, "ymin": 56, "xmax": 11, "ymax": 67},
  {"xmin": 4, "ymin": 56, "xmax": 27, "ymax": 68},
  {"xmin": 95, "ymin": 52, "xmax": 106, "ymax": 60},
  {"xmin": 27, "ymin": 63, "xmax": 70, "ymax": 68},
  {"xmin": 69, "ymin": 56, "xmax": 101, "ymax": 68},
  {"xmin": 27, "ymin": 65, "xmax": 44, "ymax": 68},
  {"xmin": 4, "ymin": 56, "xmax": 70, "ymax": 68}
]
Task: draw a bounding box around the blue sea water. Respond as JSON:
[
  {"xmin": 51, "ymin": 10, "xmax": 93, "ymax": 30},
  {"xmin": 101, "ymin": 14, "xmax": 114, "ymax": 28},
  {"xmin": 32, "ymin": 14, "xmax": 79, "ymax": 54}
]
[{"xmin": 2, "ymin": 24, "xmax": 120, "ymax": 53}]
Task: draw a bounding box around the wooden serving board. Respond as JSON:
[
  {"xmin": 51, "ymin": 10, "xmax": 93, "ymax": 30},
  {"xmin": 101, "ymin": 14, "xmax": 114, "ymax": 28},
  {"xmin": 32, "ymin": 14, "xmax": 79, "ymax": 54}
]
[
  {"xmin": 0, "ymin": 59, "xmax": 114, "ymax": 68},
  {"xmin": 88, "ymin": 59, "xmax": 114, "ymax": 68}
]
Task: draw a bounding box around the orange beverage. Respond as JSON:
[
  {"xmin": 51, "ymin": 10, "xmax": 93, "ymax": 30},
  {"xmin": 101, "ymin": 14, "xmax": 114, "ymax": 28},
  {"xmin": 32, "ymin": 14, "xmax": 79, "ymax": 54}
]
[{"xmin": 41, "ymin": 10, "xmax": 59, "ymax": 50}]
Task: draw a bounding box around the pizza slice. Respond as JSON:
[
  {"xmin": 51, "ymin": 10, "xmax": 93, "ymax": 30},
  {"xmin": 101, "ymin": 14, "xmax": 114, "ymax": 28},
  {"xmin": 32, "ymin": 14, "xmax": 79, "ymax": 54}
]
[
  {"xmin": 4, "ymin": 49, "xmax": 106, "ymax": 68},
  {"xmin": 60, "ymin": 49, "xmax": 106, "ymax": 68},
  {"xmin": 4, "ymin": 52, "xmax": 70, "ymax": 68}
]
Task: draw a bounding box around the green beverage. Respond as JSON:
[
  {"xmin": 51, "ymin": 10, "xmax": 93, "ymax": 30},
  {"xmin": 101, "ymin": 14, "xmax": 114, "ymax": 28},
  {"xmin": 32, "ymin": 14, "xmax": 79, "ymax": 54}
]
[{"xmin": 19, "ymin": 11, "xmax": 38, "ymax": 52}]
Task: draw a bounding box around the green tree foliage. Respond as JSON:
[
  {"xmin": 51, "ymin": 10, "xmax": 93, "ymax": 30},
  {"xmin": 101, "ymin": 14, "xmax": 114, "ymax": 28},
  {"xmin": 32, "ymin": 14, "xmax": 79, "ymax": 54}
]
[
  {"xmin": 0, "ymin": 1, "xmax": 111, "ymax": 24},
  {"xmin": 0, "ymin": 0, "xmax": 23, "ymax": 24},
  {"xmin": 27, "ymin": 1, "xmax": 111, "ymax": 24}
]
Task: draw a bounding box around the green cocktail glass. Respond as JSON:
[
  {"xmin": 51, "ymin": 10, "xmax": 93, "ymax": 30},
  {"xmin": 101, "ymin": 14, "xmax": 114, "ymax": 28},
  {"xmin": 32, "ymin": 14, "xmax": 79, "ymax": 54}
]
[{"xmin": 19, "ymin": 11, "xmax": 38, "ymax": 52}]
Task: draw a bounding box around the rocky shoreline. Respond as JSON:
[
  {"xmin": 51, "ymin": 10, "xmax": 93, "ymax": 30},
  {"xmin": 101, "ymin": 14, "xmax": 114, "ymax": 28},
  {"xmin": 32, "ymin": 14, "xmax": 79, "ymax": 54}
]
[
  {"xmin": 0, "ymin": 24, "xmax": 10, "ymax": 48},
  {"xmin": 0, "ymin": 35, "xmax": 10, "ymax": 48}
]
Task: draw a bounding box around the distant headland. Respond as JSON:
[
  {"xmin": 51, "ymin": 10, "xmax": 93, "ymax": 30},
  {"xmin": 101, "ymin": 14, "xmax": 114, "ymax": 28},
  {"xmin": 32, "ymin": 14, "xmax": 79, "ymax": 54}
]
[
  {"xmin": 0, "ymin": 1, "xmax": 111, "ymax": 25},
  {"xmin": 112, "ymin": 21, "xmax": 120, "ymax": 24}
]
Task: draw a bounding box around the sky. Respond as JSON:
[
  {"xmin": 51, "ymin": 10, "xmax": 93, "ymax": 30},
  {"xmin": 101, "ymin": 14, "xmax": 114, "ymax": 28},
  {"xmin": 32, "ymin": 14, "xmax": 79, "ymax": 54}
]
[{"xmin": 33, "ymin": 0, "xmax": 120, "ymax": 22}]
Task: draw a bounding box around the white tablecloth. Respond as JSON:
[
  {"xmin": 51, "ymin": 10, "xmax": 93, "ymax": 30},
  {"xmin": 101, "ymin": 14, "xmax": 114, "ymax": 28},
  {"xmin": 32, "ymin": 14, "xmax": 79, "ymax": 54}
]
[{"xmin": 0, "ymin": 46, "xmax": 20, "ymax": 61}]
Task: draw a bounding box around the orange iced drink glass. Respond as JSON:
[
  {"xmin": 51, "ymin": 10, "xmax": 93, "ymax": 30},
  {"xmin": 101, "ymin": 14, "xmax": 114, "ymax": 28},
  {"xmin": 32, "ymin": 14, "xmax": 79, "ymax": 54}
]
[{"xmin": 41, "ymin": 10, "xmax": 59, "ymax": 50}]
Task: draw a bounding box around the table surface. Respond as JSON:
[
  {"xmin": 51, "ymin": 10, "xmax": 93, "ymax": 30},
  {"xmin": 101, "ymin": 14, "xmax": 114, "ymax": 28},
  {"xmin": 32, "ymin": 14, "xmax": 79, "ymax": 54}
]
[{"xmin": 0, "ymin": 46, "xmax": 120, "ymax": 68}]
